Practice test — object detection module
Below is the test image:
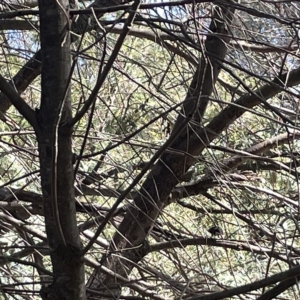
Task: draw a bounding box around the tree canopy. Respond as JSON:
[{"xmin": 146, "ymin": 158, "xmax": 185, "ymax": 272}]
[{"xmin": 0, "ymin": 0, "xmax": 300, "ymax": 299}]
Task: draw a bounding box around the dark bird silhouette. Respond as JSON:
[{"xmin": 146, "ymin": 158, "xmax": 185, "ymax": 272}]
[{"xmin": 208, "ymin": 226, "xmax": 223, "ymax": 236}]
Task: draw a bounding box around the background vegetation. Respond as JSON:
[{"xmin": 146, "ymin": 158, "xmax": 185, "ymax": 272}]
[{"xmin": 0, "ymin": 0, "xmax": 300, "ymax": 299}]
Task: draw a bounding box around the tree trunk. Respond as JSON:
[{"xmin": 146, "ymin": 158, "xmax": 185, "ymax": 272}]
[
  {"xmin": 36, "ymin": 1, "xmax": 85, "ymax": 299},
  {"xmin": 87, "ymin": 3, "xmax": 235, "ymax": 297}
]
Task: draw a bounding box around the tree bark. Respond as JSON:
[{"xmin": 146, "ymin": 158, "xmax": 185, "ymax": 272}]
[
  {"xmin": 86, "ymin": 2, "xmax": 235, "ymax": 296},
  {"xmin": 0, "ymin": 0, "xmax": 126, "ymax": 118},
  {"xmin": 36, "ymin": 1, "xmax": 85, "ymax": 299}
]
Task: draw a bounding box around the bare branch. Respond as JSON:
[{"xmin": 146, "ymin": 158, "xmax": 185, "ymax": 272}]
[{"xmin": 0, "ymin": 74, "xmax": 36, "ymax": 127}]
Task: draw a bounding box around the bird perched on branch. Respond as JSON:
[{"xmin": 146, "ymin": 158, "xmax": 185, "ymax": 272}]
[{"xmin": 208, "ymin": 226, "xmax": 223, "ymax": 237}]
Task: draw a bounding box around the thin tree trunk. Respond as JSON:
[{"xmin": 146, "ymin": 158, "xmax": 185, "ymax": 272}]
[{"xmin": 36, "ymin": 1, "xmax": 85, "ymax": 299}]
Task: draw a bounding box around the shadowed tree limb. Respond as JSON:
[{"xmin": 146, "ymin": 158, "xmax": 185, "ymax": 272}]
[
  {"xmin": 0, "ymin": 73, "xmax": 36, "ymax": 127},
  {"xmin": 86, "ymin": 9, "xmax": 300, "ymax": 298},
  {"xmin": 0, "ymin": 0, "xmax": 129, "ymax": 118},
  {"xmin": 86, "ymin": 2, "xmax": 236, "ymax": 295},
  {"xmin": 189, "ymin": 265, "xmax": 300, "ymax": 300}
]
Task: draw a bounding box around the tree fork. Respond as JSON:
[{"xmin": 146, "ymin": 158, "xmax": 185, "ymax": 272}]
[{"xmin": 86, "ymin": 2, "xmax": 235, "ymax": 296}]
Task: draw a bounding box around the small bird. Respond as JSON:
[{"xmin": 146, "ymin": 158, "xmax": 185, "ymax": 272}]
[{"xmin": 208, "ymin": 226, "xmax": 223, "ymax": 237}]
